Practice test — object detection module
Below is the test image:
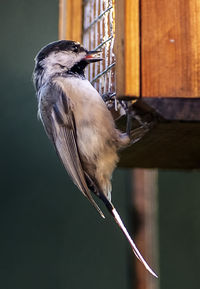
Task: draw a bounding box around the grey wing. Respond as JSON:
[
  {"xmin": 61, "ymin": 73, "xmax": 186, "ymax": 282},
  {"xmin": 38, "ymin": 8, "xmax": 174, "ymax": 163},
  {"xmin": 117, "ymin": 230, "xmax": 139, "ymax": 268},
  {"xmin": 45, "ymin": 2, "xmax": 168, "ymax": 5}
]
[{"xmin": 39, "ymin": 83, "xmax": 105, "ymax": 218}]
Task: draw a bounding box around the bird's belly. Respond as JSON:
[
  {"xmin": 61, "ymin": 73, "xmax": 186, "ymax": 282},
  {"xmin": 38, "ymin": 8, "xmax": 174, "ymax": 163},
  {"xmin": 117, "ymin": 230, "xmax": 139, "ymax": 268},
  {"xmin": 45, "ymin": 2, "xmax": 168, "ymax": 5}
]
[
  {"xmin": 74, "ymin": 94, "xmax": 115, "ymax": 161},
  {"xmin": 76, "ymin": 117, "xmax": 105, "ymax": 161}
]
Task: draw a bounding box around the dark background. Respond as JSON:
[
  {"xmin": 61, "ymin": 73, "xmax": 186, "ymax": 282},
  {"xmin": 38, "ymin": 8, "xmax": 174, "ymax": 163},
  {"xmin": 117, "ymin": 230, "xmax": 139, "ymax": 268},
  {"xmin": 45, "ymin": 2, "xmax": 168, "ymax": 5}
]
[
  {"xmin": 1, "ymin": 1, "xmax": 200, "ymax": 289},
  {"xmin": 159, "ymin": 171, "xmax": 200, "ymax": 289}
]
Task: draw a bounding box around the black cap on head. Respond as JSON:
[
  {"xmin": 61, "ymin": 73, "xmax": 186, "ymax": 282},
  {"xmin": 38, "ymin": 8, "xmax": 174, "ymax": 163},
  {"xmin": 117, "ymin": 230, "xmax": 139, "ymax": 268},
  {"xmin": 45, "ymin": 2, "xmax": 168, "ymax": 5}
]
[{"xmin": 36, "ymin": 40, "xmax": 85, "ymax": 62}]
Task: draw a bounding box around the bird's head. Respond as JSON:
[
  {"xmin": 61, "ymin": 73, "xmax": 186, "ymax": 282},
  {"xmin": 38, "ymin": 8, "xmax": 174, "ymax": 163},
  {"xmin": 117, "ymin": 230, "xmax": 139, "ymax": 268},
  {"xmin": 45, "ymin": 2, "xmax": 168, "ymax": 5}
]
[{"xmin": 33, "ymin": 40, "xmax": 102, "ymax": 89}]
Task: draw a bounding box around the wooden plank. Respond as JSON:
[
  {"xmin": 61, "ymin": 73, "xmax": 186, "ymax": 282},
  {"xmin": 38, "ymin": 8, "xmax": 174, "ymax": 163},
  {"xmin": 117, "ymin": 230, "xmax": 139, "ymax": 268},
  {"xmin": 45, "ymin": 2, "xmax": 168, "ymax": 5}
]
[
  {"xmin": 118, "ymin": 121, "xmax": 200, "ymax": 169},
  {"xmin": 132, "ymin": 169, "xmax": 159, "ymax": 289},
  {"xmin": 125, "ymin": 0, "xmax": 140, "ymax": 97},
  {"xmin": 117, "ymin": 97, "xmax": 200, "ymax": 169},
  {"xmin": 139, "ymin": 97, "xmax": 200, "ymax": 121},
  {"xmin": 59, "ymin": 0, "xmax": 65, "ymax": 40},
  {"xmin": 115, "ymin": 0, "xmax": 140, "ymax": 98},
  {"xmin": 114, "ymin": 0, "xmax": 125, "ymax": 97},
  {"xmin": 141, "ymin": 0, "xmax": 200, "ymax": 98},
  {"xmin": 59, "ymin": 0, "xmax": 82, "ymax": 42}
]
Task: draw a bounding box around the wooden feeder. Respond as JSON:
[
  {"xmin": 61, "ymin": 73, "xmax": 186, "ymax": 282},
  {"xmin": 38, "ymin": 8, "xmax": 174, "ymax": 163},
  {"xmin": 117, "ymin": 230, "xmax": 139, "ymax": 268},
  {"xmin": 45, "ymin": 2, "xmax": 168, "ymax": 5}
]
[{"xmin": 59, "ymin": 0, "xmax": 200, "ymax": 169}]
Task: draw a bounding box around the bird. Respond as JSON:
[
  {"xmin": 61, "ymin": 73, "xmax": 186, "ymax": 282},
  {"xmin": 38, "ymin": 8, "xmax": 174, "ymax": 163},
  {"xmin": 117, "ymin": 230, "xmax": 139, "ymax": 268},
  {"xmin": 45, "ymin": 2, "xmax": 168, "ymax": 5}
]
[{"xmin": 33, "ymin": 40, "xmax": 157, "ymax": 278}]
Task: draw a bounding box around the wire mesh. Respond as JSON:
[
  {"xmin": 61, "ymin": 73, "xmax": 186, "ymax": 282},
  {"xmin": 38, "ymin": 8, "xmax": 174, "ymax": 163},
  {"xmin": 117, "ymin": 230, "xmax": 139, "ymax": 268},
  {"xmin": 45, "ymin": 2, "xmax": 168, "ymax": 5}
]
[{"xmin": 83, "ymin": 0, "xmax": 116, "ymax": 96}]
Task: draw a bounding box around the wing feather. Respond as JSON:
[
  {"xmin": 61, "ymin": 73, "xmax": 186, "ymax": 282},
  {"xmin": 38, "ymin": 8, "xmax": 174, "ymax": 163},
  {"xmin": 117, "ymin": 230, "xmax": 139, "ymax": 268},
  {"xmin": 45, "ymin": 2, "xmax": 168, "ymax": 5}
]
[{"xmin": 39, "ymin": 83, "xmax": 105, "ymax": 218}]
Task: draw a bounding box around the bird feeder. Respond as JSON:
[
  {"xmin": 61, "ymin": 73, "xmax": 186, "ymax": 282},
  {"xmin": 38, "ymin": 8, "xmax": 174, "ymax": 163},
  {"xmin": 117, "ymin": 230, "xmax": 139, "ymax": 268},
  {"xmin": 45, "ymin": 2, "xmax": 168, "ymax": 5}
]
[{"xmin": 59, "ymin": 0, "xmax": 200, "ymax": 169}]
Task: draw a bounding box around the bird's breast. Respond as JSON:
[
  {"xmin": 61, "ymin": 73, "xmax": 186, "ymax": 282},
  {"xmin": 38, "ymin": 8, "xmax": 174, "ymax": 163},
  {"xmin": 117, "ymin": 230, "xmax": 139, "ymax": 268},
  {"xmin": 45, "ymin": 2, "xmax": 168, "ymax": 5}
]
[
  {"xmin": 54, "ymin": 76, "xmax": 117, "ymax": 160},
  {"xmin": 54, "ymin": 76, "xmax": 114, "ymax": 128}
]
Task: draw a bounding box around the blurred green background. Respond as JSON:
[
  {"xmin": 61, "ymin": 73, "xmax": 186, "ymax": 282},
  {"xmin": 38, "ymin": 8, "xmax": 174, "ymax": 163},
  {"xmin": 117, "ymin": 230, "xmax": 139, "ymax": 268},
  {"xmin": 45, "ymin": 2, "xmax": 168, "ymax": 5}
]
[
  {"xmin": 159, "ymin": 171, "xmax": 200, "ymax": 289},
  {"xmin": 1, "ymin": 1, "xmax": 200, "ymax": 289}
]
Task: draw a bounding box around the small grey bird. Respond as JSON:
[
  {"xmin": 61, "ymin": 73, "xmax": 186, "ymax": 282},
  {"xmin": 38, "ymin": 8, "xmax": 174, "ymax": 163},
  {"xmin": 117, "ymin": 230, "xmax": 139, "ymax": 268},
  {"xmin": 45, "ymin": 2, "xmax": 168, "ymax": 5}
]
[{"xmin": 33, "ymin": 40, "xmax": 157, "ymax": 278}]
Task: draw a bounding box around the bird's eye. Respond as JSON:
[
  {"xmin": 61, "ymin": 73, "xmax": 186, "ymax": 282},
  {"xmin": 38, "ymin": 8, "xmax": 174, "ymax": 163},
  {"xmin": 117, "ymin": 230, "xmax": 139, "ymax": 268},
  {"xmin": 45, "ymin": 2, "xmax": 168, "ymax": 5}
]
[{"xmin": 72, "ymin": 46, "xmax": 79, "ymax": 53}]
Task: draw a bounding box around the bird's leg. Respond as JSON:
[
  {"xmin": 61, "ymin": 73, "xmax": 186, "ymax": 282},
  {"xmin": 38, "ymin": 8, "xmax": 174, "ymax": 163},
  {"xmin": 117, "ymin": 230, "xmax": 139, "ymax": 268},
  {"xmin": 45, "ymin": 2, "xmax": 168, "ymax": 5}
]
[
  {"xmin": 101, "ymin": 92, "xmax": 151, "ymax": 142},
  {"xmin": 101, "ymin": 92, "xmax": 132, "ymax": 135},
  {"xmin": 101, "ymin": 92, "xmax": 124, "ymax": 121},
  {"xmin": 118, "ymin": 100, "xmax": 132, "ymax": 137},
  {"xmin": 102, "ymin": 92, "xmax": 121, "ymax": 111},
  {"xmin": 119, "ymin": 100, "xmax": 154, "ymax": 144}
]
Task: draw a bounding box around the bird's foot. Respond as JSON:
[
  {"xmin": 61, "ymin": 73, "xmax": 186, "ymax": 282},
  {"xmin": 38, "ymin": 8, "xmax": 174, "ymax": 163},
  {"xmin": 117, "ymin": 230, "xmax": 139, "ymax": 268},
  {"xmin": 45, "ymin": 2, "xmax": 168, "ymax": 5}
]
[{"xmin": 101, "ymin": 92, "xmax": 116, "ymax": 103}]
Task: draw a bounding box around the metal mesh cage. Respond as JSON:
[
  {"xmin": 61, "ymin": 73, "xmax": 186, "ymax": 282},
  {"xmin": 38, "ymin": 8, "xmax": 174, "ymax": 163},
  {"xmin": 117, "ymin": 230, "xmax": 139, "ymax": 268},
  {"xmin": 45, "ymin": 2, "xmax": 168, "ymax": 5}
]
[{"xmin": 83, "ymin": 0, "xmax": 116, "ymax": 96}]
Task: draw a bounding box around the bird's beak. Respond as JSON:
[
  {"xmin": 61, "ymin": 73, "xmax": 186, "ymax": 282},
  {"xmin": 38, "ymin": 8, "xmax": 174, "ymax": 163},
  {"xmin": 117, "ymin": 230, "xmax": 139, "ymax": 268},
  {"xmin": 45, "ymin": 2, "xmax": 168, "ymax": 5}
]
[{"xmin": 84, "ymin": 50, "xmax": 103, "ymax": 63}]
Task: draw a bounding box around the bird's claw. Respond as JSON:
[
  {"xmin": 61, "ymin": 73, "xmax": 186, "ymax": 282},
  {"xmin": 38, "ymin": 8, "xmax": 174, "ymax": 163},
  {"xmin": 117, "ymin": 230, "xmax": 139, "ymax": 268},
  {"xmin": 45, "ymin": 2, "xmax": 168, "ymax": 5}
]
[{"xmin": 101, "ymin": 92, "xmax": 116, "ymax": 102}]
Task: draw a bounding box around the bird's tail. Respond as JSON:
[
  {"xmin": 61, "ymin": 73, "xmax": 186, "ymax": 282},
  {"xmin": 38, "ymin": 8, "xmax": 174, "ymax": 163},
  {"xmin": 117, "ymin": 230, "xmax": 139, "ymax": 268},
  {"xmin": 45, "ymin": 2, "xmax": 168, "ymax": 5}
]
[{"xmin": 99, "ymin": 193, "xmax": 158, "ymax": 278}]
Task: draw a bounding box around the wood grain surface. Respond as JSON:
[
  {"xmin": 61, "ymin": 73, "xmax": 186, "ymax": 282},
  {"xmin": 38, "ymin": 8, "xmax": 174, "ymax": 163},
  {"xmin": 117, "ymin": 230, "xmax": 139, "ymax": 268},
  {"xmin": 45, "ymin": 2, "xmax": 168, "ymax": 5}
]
[
  {"xmin": 115, "ymin": 0, "xmax": 140, "ymax": 98},
  {"xmin": 114, "ymin": 0, "xmax": 126, "ymax": 97},
  {"xmin": 125, "ymin": 0, "xmax": 140, "ymax": 97},
  {"xmin": 59, "ymin": 0, "xmax": 82, "ymax": 42},
  {"xmin": 141, "ymin": 0, "xmax": 200, "ymax": 98}
]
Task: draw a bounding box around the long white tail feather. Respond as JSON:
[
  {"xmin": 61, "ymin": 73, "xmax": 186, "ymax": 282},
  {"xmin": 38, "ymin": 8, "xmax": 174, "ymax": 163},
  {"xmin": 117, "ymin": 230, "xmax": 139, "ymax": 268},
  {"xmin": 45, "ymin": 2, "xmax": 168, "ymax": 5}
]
[{"xmin": 112, "ymin": 208, "xmax": 158, "ymax": 278}]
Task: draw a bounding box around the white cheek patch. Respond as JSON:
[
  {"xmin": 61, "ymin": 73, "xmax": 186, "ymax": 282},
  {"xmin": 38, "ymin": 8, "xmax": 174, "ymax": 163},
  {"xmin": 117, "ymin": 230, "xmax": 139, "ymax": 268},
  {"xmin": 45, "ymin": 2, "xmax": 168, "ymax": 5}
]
[{"xmin": 42, "ymin": 51, "xmax": 86, "ymax": 70}]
